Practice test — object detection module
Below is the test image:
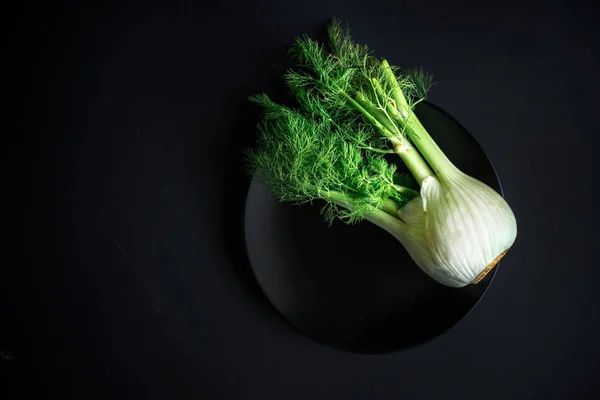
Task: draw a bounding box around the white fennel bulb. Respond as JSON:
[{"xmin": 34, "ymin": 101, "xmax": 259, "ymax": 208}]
[{"xmin": 365, "ymin": 171, "xmax": 517, "ymax": 287}]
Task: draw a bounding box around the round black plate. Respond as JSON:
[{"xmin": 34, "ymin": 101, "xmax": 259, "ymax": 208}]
[{"xmin": 243, "ymin": 102, "xmax": 504, "ymax": 353}]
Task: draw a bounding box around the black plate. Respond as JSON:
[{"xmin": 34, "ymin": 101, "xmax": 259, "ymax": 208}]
[{"xmin": 243, "ymin": 101, "xmax": 504, "ymax": 354}]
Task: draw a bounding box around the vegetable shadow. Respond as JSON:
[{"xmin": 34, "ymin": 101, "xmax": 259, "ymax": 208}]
[{"xmin": 214, "ymin": 45, "xmax": 297, "ymax": 305}]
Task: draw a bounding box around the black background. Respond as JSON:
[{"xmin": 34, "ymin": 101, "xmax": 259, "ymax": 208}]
[{"xmin": 3, "ymin": 0, "xmax": 599, "ymax": 398}]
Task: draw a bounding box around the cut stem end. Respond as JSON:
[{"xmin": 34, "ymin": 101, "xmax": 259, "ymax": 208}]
[{"xmin": 471, "ymin": 248, "xmax": 510, "ymax": 284}]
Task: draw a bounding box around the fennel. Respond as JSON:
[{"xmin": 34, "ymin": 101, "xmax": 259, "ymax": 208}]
[{"xmin": 246, "ymin": 19, "xmax": 517, "ymax": 287}]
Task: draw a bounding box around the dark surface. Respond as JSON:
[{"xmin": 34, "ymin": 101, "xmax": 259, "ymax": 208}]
[
  {"xmin": 245, "ymin": 102, "xmax": 502, "ymax": 353},
  {"xmin": 3, "ymin": 0, "xmax": 599, "ymax": 399}
]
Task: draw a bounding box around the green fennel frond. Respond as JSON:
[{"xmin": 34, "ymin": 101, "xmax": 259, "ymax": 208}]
[
  {"xmin": 245, "ymin": 93, "xmax": 417, "ymax": 224},
  {"xmin": 246, "ymin": 20, "xmax": 438, "ymax": 225},
  {"xmin": 326, "ymin": 18, "xmax": 372, "ymax": 69},
  {"xmin": 283, "ymin": 19, "xmax": 435, "ymax": 151}
]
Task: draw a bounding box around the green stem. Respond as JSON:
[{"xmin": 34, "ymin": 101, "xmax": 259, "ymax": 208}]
[
  {"xmin": 362, "ymin": 207, "xmax": 410, "ymax": 235},
  {"xmin": 374, "ymin": 59, "xmax": 439, "ymax": 184},
  {"xmin": 359, "ymin": 98, "xmax": 403, "ymax": 137},
  {"xmin": 381, "ymin": 198, "xmax": 400, "ymax": 216},
  {"xmin": 326, "ymin": 190, "xmax": 400, "ymax": 219},
  {"xmin": 357, "ymin": 145, "xmax": 394, "ymax": 154},
  {"xmin": 393, "ymin": 141, "xmax": 433, "ymax": 186},
  {"xmin": 393, "ymin": 184, "xmax": 420, "ymax": 198},
  {"xmin": 404, "ymin": 114, "xmax": 461, "ymax": 180},
  {"xmin": 320, "ymin": 189, "xmax": 350, "ymax": 204},
  {"xmin": 351, "ymin": 92, "xmax": 434, "ymax": 186},
  {"xmin": 332, "ymin": 198, "xmax": 407, "ymax": 229},
  {"xmin": 371, "ymin": 77, "xmax": 403, "ymax": 125},
  {"xmin": 380, "ymin": 59, "xmax": 411, "ymax": 116},
  {"xmin": 339, "ymin": 91, "xmax": 401, "ymax": 145}
]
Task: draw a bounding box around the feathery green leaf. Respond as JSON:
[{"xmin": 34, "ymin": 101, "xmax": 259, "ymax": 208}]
[
  {"xmin": 245, "ymin": 93, "xmax": 417, "ymax": 224},
  {"xmin": 246, "ymin": 20, "xmax": 435, "ymax": 225}
]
